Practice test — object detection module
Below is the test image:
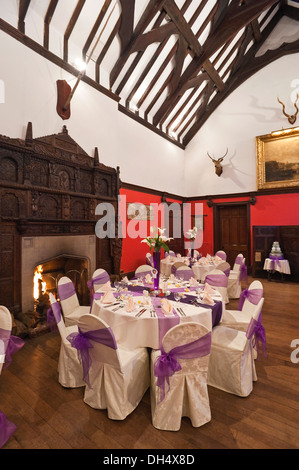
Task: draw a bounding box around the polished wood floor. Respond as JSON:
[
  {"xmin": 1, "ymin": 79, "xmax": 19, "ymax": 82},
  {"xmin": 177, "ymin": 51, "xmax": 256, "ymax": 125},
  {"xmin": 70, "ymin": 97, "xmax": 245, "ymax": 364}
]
[{"xmin": 1, "ymin": 276, "xmax": 299, "ymax": 452}]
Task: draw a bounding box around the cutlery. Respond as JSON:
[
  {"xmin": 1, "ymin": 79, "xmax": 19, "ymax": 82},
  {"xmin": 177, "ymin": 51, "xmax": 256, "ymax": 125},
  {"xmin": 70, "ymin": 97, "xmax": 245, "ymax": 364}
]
[
  {"xmin": 178, "ymin": 307, "xmax": 186, "ymax": 316},
  {"xmin": 135, "ymin": 308, "xmax": 146, "ymax": 317},
  {"xmin": 112, "ymin": 305, "xmax": 123, "ymax": 312}
]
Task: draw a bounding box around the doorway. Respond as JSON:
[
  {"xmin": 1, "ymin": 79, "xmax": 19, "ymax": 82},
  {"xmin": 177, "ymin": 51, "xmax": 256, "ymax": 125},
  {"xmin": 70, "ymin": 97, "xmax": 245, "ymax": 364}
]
[{"xmin": 214, "ymin": 203, "xmax": 250, "ymax": 269}]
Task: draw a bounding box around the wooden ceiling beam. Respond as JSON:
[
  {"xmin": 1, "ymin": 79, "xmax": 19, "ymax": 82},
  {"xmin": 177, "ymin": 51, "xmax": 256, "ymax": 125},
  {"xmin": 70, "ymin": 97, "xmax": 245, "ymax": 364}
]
[
  {"xmin": 18, "ymin": 0, "xmax": 31, "ymax": 33},
  {"xmin": 82, "ymin": 0, "xmax": 112, "ymax": 59},
  {"xmin": 163, "ymin": 0, "xmax": 201, "ymax": 56},
  {"xmin": 153, "ymin": 0, "xmax": 279, "ymax": 126},
  {"xmin": 44, "ymin": 0, "xmax": 59, "ymax": 49},
  {"xmin": 110, "ymin": 0, "xmax": 166, "ymax": 88},
  {"xmin": 250, "ymin": 18, "xmax": 262, "ymax": 42},
  {"xmin": 63, "ymin": 0, "xmax": 86, "ymax": 62}
]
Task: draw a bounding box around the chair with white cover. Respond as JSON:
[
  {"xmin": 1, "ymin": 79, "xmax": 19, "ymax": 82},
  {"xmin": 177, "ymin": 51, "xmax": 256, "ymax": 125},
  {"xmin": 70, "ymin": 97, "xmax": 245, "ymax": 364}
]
[
  {"xmin": 57, "ymin": 276, "xmax": 90, "ymax": 327},
  {"xmin": 135, "ymin": 264, "xmax": 154, "ymax": 278},
  {"xmin": 217, "ymin": 261, "xmax": 231, "ymax": 278},
  {"xmin": 68, "ymin": 314, "xmax": 150, "ymax": 420},
  {"xmin": 0, "ymin": 306, "xmax": 25, "ymax": 448},
  {"xmin": 48, "ymin": 293, "xmax": 85, "ymax": 388},
  {"xmin": 221, "ymin": 280, "xmax": 264, "ymax": 332},
  {"xmin": 150, "ymin": 322, "xmax": 211, "ymax": 431},
  {"xmin": 174, "ymin": 265, "xmax": 194, "ymax": 281},
  {"xmin": 89, "ymin": 269, "xmax": 110, "ymax": 293},
  {"xmin": 207, "ymin": 298, "xmax": 265, "ymax": 397},
  {"xmin": 165, "ymin": 250, "xmax": 175, "ymax": 258},
  {"xmin": 215, "ymin": 250, "xmax": 227, "ymax": 261},
  {"xmin": 146, "ymin": 252, "xmax": 154, "ymax": 267},
  {"xmin": 227, "ymin": 254, "xmax": 246, "ymax": 299},
  {"xmin": 205, "ymin": 269, "xmax": 229, "ymax": 304}
]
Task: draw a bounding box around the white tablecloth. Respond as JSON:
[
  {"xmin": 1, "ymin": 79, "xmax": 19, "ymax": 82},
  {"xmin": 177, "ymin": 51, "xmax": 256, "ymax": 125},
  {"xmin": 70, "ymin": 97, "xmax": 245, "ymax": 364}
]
[
  {"xmin": 91, "ymin": 292, "xmax": 215, "ymax": 350},
  {"xmin": 192, "ymin": 262, "xmax": 216, "ymax": 282},
  {"xmin": 263, "ymin": 258, "xmax": 291, "ymax": 275}
]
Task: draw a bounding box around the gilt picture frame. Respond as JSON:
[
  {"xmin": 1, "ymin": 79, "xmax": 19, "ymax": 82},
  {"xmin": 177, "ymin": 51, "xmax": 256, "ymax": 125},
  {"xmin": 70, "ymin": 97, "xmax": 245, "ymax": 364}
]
[
  {"xmin": 256, "ymin": 127, "xmax": 299, "ymax": 190},
  {"xmin": 127, "ymin": 203, "xmax": 154, "ymax": 220}
]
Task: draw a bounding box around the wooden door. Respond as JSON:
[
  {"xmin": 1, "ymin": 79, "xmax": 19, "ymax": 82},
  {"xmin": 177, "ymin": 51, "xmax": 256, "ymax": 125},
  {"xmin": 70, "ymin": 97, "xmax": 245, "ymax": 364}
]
[
  {"xmin": 215, "ymin": 204, "xmax": 249, "ymax": 268},
  {"xmin": 0, "ymin": 222, "xmax": 21, "ymax": 313}
]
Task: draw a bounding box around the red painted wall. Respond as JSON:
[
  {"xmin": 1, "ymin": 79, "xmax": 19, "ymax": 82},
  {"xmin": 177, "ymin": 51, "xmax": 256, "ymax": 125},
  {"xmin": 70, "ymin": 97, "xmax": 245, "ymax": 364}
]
[{"xmin": 119, "ymin": 189, "xmax": 299, "ymax": 273}]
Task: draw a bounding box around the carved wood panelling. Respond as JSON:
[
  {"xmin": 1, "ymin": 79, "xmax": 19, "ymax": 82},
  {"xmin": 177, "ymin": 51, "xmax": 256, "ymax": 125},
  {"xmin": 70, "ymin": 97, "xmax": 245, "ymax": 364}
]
[{"xmin": 0, "ymin": 123, "xmax": 122, "ymax": 312}]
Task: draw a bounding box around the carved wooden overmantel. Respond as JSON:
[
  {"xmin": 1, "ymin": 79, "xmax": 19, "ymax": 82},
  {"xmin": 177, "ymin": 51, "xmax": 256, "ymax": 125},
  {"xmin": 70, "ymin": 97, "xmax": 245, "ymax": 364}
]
[{"xmin": 0, "ymin": 123, "xmax": 122, "ymax": 312}]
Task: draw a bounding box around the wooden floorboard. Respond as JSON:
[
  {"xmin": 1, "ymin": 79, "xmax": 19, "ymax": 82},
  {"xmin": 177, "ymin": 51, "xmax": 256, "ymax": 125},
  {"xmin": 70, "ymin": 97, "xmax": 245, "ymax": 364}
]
[{"xmin": 1, "ymin": 276, "xmax": 299, "ymax": 453}]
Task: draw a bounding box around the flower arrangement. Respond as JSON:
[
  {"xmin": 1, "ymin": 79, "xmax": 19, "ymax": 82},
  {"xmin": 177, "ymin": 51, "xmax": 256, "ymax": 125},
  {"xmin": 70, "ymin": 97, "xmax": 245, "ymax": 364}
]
[
  {"xmin": 141, "ymin": 226, "xmax": 173, "ymax": 252},
  {"xmin": 185, "ymin": 226, "xmax": 198, "ymax": 241}
]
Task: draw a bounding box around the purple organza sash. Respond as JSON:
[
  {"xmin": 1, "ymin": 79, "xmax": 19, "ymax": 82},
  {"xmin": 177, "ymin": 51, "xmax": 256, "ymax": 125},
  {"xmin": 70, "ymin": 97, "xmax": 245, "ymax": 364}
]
[
  {"xmin": 175, "ymin": 269, "xmax": 193, "ymax": 281},
  {"xmin": 87, "ymin": 272, "xmax": 110, "ymax": 291},
  {"xmin": 151, "ymin": 297, "xmax": 180, "ymax": 348},
  {"xmin": 239, "ymin": 263, "xmax": 248, "ymax": 282},
  {"xmin": 269, "ymin": 254, "xmax": 284, "ymax": 270},
  {"xmin": 47, "ymin": 301, "xmax": 62, "ymax": 332},
  {"xmin": 223, "ymin": 268, "xmax": 230, "ymax": 277},
  {"xmin": 246, "ymin": 317, "xmax": 266, "ymax": 358},
  {"xmin": 238, "ymin": 288, "xmax": 263, "ymax": 310},
  {"xmin": 0, "ymin": 410, "xmax": 17, "ymax": 448},
  {"xmin": 205, "ymin": 273, "xmax": 227, "ymax": 287},
  {"xmin": 67, "ymin": 327, "xmax": 117, "ymax": 388},
  {"xmin": 58, "ymin": 282, "xmax": 76, "ymax": 301},
  {"xmin": 154, "ymin": 332, "xmax": 211, "ymax": 402},
  {"xmin": 215, "ymin": 252, "xmax": 226, "ymax": 260},
  {"xmin": 235, "ymin": 256, "xmax": 243, "ymax": 265},
  {"xmin": 0, "ymin": 328, "xmax": 24, "ymax": 370}
]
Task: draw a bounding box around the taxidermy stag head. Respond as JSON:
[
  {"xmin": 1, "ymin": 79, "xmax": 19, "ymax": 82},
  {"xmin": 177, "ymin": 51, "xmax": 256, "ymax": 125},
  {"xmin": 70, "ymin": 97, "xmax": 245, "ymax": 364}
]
[
  {"xmin": 277, "ymin": 94, "xmax": 299, "ymax": 125},
  {"xmin": 207, "ymin": 148, "xmax": 228, "ymax": 177}
]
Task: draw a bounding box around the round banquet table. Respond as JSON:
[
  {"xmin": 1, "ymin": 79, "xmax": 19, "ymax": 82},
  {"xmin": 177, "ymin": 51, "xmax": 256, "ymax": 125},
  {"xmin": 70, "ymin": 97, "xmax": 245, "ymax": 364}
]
[
  {"xmin": 192, "ymin": 261, "xmax": 217, "ymax": 282},
  {"xmin": 263, "ymin": 258, "xmax": 291, "ymax": 275},
  {"xmin": 90, "ymin": 284, "xmax": 223, "ymax": 351},
  {"xmin": 160, "ymin": 256, "xmax": 188, "ymax": 277}
]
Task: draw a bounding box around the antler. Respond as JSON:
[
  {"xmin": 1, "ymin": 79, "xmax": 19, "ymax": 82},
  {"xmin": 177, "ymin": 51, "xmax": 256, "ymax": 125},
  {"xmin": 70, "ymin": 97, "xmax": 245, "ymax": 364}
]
[
  {"xmin": 207, "ymin": 151, "xmax": 216, "ymax": 162},
  {"xmin": 277, "ymin": 94, "xmax": 299, "ymax": 124},
  {"xmin": 218, "ymin": 148, "xmax": 228, "ymax": 162}
]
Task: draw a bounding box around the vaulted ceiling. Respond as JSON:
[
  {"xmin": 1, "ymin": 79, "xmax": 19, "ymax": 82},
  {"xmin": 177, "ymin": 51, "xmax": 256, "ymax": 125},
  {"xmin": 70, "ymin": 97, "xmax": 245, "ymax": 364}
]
[{"xmin": 1, "ymin": 0, "xmax": 299, "ymax": 148}]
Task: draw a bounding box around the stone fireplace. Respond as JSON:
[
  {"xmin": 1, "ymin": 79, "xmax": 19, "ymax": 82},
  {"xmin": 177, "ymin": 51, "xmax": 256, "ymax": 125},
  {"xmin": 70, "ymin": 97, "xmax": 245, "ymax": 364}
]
[{"xmin": 0, "ymin": 123, "xmax": 122, "ymax": 326}]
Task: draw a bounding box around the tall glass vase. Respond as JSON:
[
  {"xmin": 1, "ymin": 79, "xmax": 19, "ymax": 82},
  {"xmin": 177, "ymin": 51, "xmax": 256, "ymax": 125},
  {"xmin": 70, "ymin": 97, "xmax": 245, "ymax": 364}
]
[{"xmin": 152, "ymin": 251, "xmax": 161, "ymax": 291}]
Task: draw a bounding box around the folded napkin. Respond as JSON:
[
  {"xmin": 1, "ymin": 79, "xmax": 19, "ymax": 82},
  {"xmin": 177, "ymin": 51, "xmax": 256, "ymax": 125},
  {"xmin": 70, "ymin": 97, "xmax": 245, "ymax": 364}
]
[
  {"xmin": 162, "ymin": 281, "xmax": 168, "ymax": 293},
  {"xmin": 145, "ymin": 273, "xmax": 152, "ymax": 283},
  {"xmin": 177, "ymin": 254, "xmax": 181, "ymax": 258},
  {"xmin": 126, "ymin": 296, "xmax": 136, "ymax": 312},
  {"xmin": 122, "ymin": 276, "xmax": 129, "ymax": 284},
  {"xmin": 189, "ymin": 277, "xmax": 199, "ymax": 287},
  {"xmin": 214, "ymin": 255, "xmax": 222, "ymax": 263},
  {"xmin": 161, "ymin": 298, "xmax": 173, "ymax": 315},
  {"xmin": 100, "ymin": 290, "xmax": 115, "ymax": 304},
  {"xmin": 202, "ymin": 292, "xmax": 215, "ymax": 305},
  {"xmin": 98, "ymin": 281, "xmax": 112, "ymax": 292},
  {"xmin": 169, "ymin": 274, "xmax": 175, "ymax": 282},
  {"xmin": 184, "ymin": 259, "xmax": 189, "ymax": 265},
  {"xmin": 204, "ymin": 283, "xmax": 216, "ymax": 295}
]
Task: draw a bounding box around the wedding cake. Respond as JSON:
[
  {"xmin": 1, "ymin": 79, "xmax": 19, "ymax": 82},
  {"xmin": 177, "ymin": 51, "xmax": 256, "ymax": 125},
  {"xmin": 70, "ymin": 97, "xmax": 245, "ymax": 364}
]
[{"xmin": 270, "ymin": 241, "xmax": 283, "ymax": 257}]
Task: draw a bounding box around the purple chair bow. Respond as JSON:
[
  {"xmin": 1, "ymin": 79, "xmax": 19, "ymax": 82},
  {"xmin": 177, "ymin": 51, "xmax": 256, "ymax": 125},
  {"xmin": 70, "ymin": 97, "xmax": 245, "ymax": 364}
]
[
  {"xmin": 0, "ymin": 410, "xmax": 17, "ymax": 448},
  {"xmin": 67, "ymin": 327, "xmax": 117, "ymax": 388},
  {"xmin": 246, "ymin": 317, "xmax": 266, "ymax": 359},
  {"xmin": 87, "ymin": 272, "xmax": 111, "ymax": 308},
  {"xmin": 239, "ymin": 263, "xmax": 248, "ymax": 283},
  {"xmin": 47, "ymin": 300, "xmax": 62, "ymax": 332},
  {"xmin": 154, "ymin": 332, "xmax": 211, "ymax": 402},
  {"xmin": 238, "ymin": 288, "xmax": 263, "ymax": 310},
  {"xmin": 0, "ymin": 328, "xmax": 24, "ymax": 371}
]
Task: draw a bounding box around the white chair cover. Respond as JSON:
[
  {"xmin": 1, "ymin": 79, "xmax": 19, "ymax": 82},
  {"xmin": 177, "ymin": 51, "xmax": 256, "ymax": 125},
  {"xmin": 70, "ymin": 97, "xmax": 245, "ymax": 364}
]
[
  {"xmin": 215, "ymin": 250, "xmax": 227, "ymax": 261},
  {"xmin": 150, "ymin": 322, "xmax": 211, "ymax": 431},
  {"xmin": 227, "ymin": 254, "xmax": 245, "ymax": 299},
  {"xmin": 90, "ymin": 268, "xmax": 111, "ymax": 292},
  {"xmin": 221, "ymin": 281, "xmax": 264, "ymax": 331},
  {"xmin": 135, "ymin": 264, "xmax": 154, "ymax": 278},
  {"xmin": 57, "ymin": 276, "xmax": 90, "ymax": 326},
  {"xmin": 205, "ymin": 269, "xmax": 229, "ymax": 304},
  {"xmin": 146, "ymin": 252, "xmax": 154, "ymax": 267},
  {"xmin": 174, "ymin": 265, "xmax": 194, "ymax": 281},
  {"xmin": 217, "ymin": 261, "xmax": 231, "ymax": 277},
  {"xmin": 49, "ymin": 293, "xmax": 85, "ymax": 388},
  {"xmin": 74, "ymin": 314, "xmax": 150, "ymax": 420},
  {"xmin": 207, "ymin": 301, "xmax": 264, "ymax": 397},
  {"xmin": 0, "ymin": 306, "xmax": 11, "ymax": 375}
]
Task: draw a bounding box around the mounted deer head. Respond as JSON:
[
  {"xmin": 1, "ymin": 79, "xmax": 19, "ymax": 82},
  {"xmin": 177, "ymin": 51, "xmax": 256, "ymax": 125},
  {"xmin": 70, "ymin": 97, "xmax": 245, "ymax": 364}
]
[
  {"xmin": 207, "ymin": 148, "xmax": 228, "ymax": 177},
  {"xmin": 277, "ymin": 94, "xmax": 299, "ymax": 125}
]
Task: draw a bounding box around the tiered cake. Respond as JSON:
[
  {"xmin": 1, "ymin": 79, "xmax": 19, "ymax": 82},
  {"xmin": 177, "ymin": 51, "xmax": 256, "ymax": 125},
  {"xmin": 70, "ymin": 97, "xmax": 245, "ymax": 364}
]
[{"xmin": 270, "ymin": 241, "xmax": 283, "ymax": 257}]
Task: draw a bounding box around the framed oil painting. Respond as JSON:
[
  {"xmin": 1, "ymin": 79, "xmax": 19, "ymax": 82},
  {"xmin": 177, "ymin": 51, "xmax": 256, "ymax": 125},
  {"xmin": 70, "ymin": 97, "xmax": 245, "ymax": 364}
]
[
  {"xmin": 256, "ymin": 127, "xmax": 299, "ymax": 190},
  {"xmin": 127, "ymin": 203, "xmax": 154, "ymax": 220}
]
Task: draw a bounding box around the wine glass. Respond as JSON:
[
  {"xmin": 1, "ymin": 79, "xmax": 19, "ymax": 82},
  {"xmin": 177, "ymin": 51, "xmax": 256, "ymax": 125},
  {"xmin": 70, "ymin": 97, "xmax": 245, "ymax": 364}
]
[{"xmin": 174, "ymin": 292, "xmax": 180, "ymax": 303}]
